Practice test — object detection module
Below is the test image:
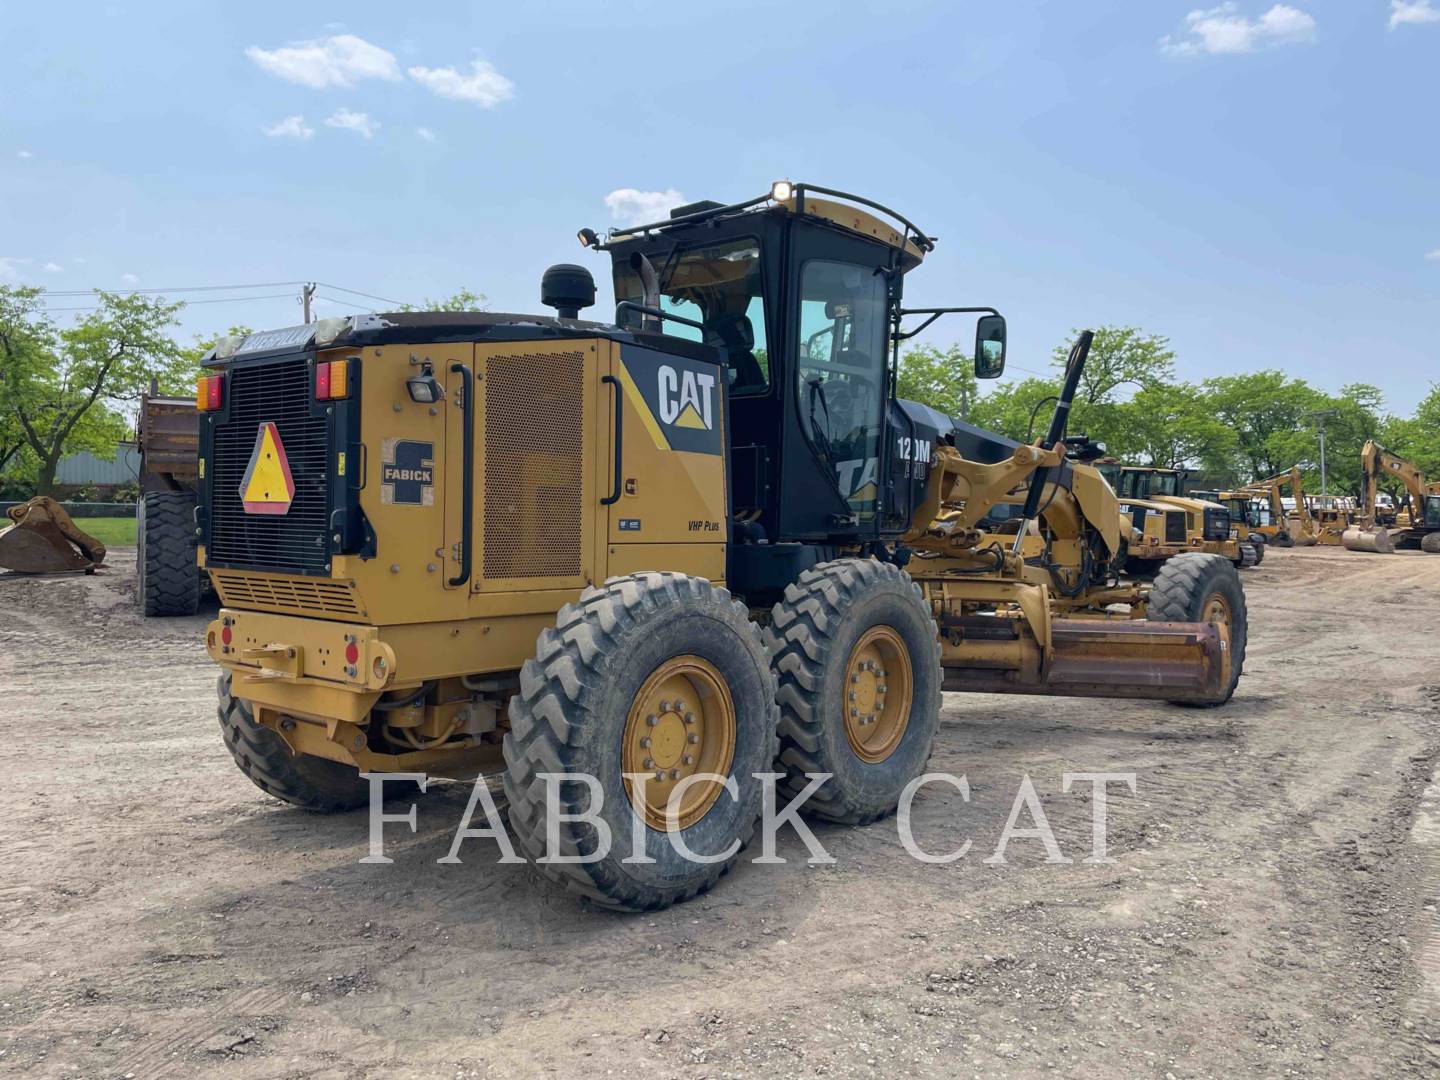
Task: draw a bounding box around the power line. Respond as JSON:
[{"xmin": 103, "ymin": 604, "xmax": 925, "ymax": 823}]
[
  {"xmin": 313, "ymin": 294, "xmax": 376, "ymax": 312},
  {"xmin": 41, "ymin": 281, "xmax": 308, "ymax": 297},
  {"xmin": 314, "ymin": 281, "xmax": 405, "ymax": 306},
  {"xmin": 43, "ymin": 293, "xmax": 297, "ymax": 312}
]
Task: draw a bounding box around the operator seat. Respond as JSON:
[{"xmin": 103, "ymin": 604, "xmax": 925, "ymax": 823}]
[{"xmin": 705, "ymin": 314, "xmax": 765, "ymax": 392}]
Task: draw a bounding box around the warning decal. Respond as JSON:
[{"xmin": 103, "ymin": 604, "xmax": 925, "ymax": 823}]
[{"xmin": 239, "ymin": 421, "xmax": 296, "ymax": 515}]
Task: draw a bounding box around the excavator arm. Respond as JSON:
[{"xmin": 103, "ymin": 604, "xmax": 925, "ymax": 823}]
[{"xmin": 1240, "ymin": 467, "xmax": 1316, "ymax": 544}]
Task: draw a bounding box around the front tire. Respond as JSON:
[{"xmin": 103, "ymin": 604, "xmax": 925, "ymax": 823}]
[
  {"xmin": 1148, "ymin": 553, "xmax": 1247, "ymax": 707},
  {"xmin": 764, "ymin": 559, "xmax": 942, "ymax": 826},
  {"xmin": 503, "ymin": 572, "xmax": 778, "ymax": 911},
  {"xmin": 217, "ymin": 673, "xmax": 371, "ymax": 811}
]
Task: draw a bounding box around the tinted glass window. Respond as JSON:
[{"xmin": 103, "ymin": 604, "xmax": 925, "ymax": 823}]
[{"xmin": 796, "ymin": 259, "xmax": 888, "ymax": 516}]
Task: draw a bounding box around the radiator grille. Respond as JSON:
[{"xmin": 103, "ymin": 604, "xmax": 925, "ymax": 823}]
[
  {"xmin": 1164, "ymin": 511, "xmax": 1187, "ymax": 544},
  {"xmin": 208, "ymin": 356, "xmax": 331, "ymax": 575},
  {"xmin": 211, "ymin": 571, "xmax": 361, "ymax": 617},
  {"xmin": 483, "ymin": 350, "xmax": 585, "ymax": 580}
]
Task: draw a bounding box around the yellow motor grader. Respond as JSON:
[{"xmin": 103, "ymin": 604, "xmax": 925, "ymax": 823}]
[{"xmin": 196, "ymin": 182, "xmax": 1246, "ymax": 909}]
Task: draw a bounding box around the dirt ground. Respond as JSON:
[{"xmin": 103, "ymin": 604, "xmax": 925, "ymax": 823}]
[{"xmin": 3, "ymin": 546, "xmax": 1439, "ymax": 1078}]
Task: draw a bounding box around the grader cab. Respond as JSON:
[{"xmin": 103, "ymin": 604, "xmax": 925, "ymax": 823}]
[{"xmin": 198, "ymin": 183, "xmax": 1246, "ymax": 909}]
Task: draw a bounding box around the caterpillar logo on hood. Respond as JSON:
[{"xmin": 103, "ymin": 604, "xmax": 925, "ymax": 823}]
[
  {"xmin": 615, "ymin": 344, "xmax": 724, "ymax": 456},
  {"xmin": 658, "ymin": 365, "xmax": 716, "ymax": 430}
]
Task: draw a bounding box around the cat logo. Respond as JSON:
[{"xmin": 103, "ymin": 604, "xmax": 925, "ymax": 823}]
[{"xmin": 657, "ymin": 365, "xmax": 715, "ymax": 431}]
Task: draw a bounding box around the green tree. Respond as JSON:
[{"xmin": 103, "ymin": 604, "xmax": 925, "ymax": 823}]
[
  {"xmin": 1201, "ymin": 370, "xmax": 1325, "ymax": 482},
  {"xmin": 896, "ymin": 344, "xmax": 979, "ymax": 419},
  {"xmin": 400, "ymin": 289, "xmax": 488, "ymax": 313},
  {"xmin": 0, "ymin": 287, "xmax": 187, "ymax": 494},
  {"xmin": 1052, "ymin": 326, "xmax": 1176, "ymax": 406},
  {"xmin": 1117, "ymin": 382, "xmax": 1237, "ymax": 472},
  {"xmin": 969, "ymin": 376, "xmax": 1063, "ymax": 441}
]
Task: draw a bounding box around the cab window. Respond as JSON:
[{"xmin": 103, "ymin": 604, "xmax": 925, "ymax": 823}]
[
  {"xmin": 796, "ymin": 259, "xmax": 889, "ymax": 515},
  {"xmin": 613, "ymin": 238, "xmax": 770, "ymax": 394}
]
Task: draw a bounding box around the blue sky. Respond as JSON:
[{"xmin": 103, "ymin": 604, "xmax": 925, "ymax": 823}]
[{"xmin": 1, "ymin": 2, "xmax": 1436, "ymax": 408}]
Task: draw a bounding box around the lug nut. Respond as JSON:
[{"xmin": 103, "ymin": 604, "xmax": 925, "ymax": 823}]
[
  {"xmin": 659, "ymin": 700, "xmax": 671, "ymax": 712},
  {"xmin": 669, "ymin": 769, "xmax": 681, "ymax": 780},
  {"xmin": 682, "ymin": 755, "xmax": 694, "ymax": 766},
  {"xmin": 655, "ymin": 770, "xmax": 665, "ymax": 782},
  {"xmin": 640, "ymin": 736, "xmax": 651, "ymax": 748},
  {"xmin": 687, "ymin": 733, "xmax": 699, "ymax": 744},
  {"xmin": 646, "ymin": 714, "xmax": 658, "ymax": 726},
  {"xmin": 683, "ymin": 713, "xmax": 696, "ymax": 725},
  {"xmin": 643, "ymin": 758, "xmax": 655, "ymax": 769},
  {"xmin": 848, "ymin": 691, "xmax": 857, "ymax": 702}
]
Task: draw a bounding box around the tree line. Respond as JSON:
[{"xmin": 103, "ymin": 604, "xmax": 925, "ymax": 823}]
[
  {"xmin": 896, "ymin": 327, "xmax": 1440, "ymax": 497},
  {"xmin": 2, "ymin": 288, "xmax": 1433, "ymax": 502}
]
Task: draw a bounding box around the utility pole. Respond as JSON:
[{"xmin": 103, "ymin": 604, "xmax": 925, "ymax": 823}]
[
  {"xmin": 301, "ymin": 282, "xmax": 316, "ymax": 324},
  {"xmin": 1306, "ymin": 409, "xmax": 1339, "ymax": 495}
]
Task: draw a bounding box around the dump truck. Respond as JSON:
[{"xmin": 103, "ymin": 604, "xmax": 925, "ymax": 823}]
[
  {"xmin": 135, "ymin": 388, "xmax": 203, "ymax": 615},
  {"xmin": 196, "ymin": 183, "xmax": 1246, "ymax": 909},
  {"xmin": 1342, "ymin": 440, "xmax": 1440, "ymax": 554}
]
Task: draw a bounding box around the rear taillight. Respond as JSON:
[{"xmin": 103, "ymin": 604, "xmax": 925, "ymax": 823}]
[
  {"xmin": 196, "ymin": 374, "xmax": 224, "ymax": 412},
  {"xmin": 315, "ymin": 359, "xmax": 350, "ymax": 401}
]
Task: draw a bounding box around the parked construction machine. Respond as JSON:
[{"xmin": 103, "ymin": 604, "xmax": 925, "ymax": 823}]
[
  {"xmin": 1238, "ymin": 468, "xmax": 1317, "ymax": 547},
  {"xmin": 1342, "ymin": 440, "xmax": 1440, "ymax": 554},
  {"xmin": 197, "ymin": 183, "xmax": 1246, "ymax": 909},
  {"xmin": 1096, "ymin": 462, "xmax": 1257, "ymax": 572},
  {"xmin": 135, "ymin": 387, "xmax": 203, "ymax": 615},
  {"xmin": 0, "ymin": 496, "xmax": 106, "ymax": 574}
]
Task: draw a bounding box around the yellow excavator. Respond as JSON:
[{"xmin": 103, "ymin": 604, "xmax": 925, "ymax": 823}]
[
  {"xmin": 0, "ymin": 496, "xmax": 107, "ymax": 574},
  {"xmin": 1237, "ymin": 468, "xmax": 1317, "ymax": 547},
  {"xmin": 1342, "ymin": 440, "xmax": 1440, "ymax": 554}
]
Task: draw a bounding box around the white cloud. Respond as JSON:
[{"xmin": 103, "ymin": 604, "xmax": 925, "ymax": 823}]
[
  {"xmin": 43, "ymin": 262, "xmax": 63, "ymax": 273},
  {"xmin": 603, "ymin": 188, "xmax": 687, "ymax": 225},
  {"xmin": 416, "ymin": 126, "xmax": 437, "ymax": 142},
  {"xmin": 407, "ymin": 59, "xmax": 514, "ymax": 107},
  {"xmin": 121, "ymin": 272, "xmax": 139, "ymax": 284},
  {"xmin": 1160, "ymin": 3, "xmax": 1316, "ymax": 56},
  {"xmin": 245, "ymin": 34, "xmax": 400, "ymax": 89},
  {"xmin": 263, "ymin": 114, "xmax": 315, "ymax": 140},
  {"xmin": 325, "ymin": 108, "xmax": 379, "ymax": 139},
  {"xmin": 1391, "ymin": 0, "xmax": 1440, "ymax": 28},
  {"xmin": 17, "ymin": 149, "xmax": 33, "ymax": 159},
  {"xmin": 1426, "ymin": 249, "xmax": 1440, "ymax": 261}
]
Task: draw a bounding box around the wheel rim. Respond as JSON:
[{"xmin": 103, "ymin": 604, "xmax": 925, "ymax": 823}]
[
  {"xmin": 622, "ymin": 655, "xmax": 737, "ymax": 831},
  {"xmin": 1202, "ymin": 593, "xmax": 1233, "ymax": 684},
  {"xmin": 842, "ymin": 625, "xmax": 913, "ymax": 764}
]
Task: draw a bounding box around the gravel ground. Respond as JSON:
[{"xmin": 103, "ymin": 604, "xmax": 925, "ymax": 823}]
[{"xmin": 2, "ymin": 546, "xmax": 1439, "ymax": 1078}]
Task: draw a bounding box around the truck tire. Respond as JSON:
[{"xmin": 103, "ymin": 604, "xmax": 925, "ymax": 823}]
[
  {"xmin": 137, "ymin": 491, "xmax": 200, "ymax": 616},
  {"xmin": 1422, "ymin": 532, "xmax": 1440, "ymax": 554},
  {"xmin": 1148, "ymin": 553, "xmax": 1247, "ymax": 708},
  {"xmin": 216, "ymin": 673, "xmax": 372, "ymax": 812},
  {"xmin": 1233, "ymin": 542, "xmax": 1258, "ymax": 570},
  {"xmin": 764, "ymin": 559, "xmax": 942, "ymax": 826},
  {"xmin": 503, "ymin": 573, "xmax": 779, "ymax": 911},
  {"xmin": 1248, "ymin": 538, "xmax": 1265, "ymax": 564}
]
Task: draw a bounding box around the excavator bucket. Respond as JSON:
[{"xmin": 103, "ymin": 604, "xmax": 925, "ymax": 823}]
[
  {"xmin": 1341, "ymin": 526, "xmax": 1394, "ymax": 554},
  {"xmin": 0, "ymin": 497, "xmax": 107, "ymax": 574}
]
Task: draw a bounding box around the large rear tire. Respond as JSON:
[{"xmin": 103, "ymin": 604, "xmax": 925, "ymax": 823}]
[
  {"xmin": 137, "ymin": 491, "xmax": 200, "ymax": 616},
  {"xmin": 503, "ymin": 573, "xmax": 778, "ymax": 911},
  {"xmin": 1422, "ymin": 532, "xmax": 1440, "ymax": 554},
  {"xmin": 216, "ymin": 673, "xmax": 371, "ymax": 811},
  {"xmin": 764, "ymin": 559, "xmax": 942, "ymax": 826},
  {"xmin": 1148, "ymin": 553, "xmax": 1247, "ymax": 708},
  {"xmin": 1232, "ymin": 542, "xmax": 1259, "ymax": 570}
]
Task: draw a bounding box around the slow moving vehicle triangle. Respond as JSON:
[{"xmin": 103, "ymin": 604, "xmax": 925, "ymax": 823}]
[{"xmin": 240, "ymin": 421, "xmax": 296, "ymax": 515}]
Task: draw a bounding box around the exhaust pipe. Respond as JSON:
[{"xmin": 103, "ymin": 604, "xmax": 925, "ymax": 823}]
[
  {"xmin": 1341, "ymin": 527, "xmax": 1394, "ymax": 554},
  {"xmin": 629, "ymin": 252, "xmax": 661, "ymax": 332}
]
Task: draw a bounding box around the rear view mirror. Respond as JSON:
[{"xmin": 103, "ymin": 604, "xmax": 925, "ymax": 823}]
[{"xmin": 975, "ymin": 315, "xmax": 1006, "ymax": 379}]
